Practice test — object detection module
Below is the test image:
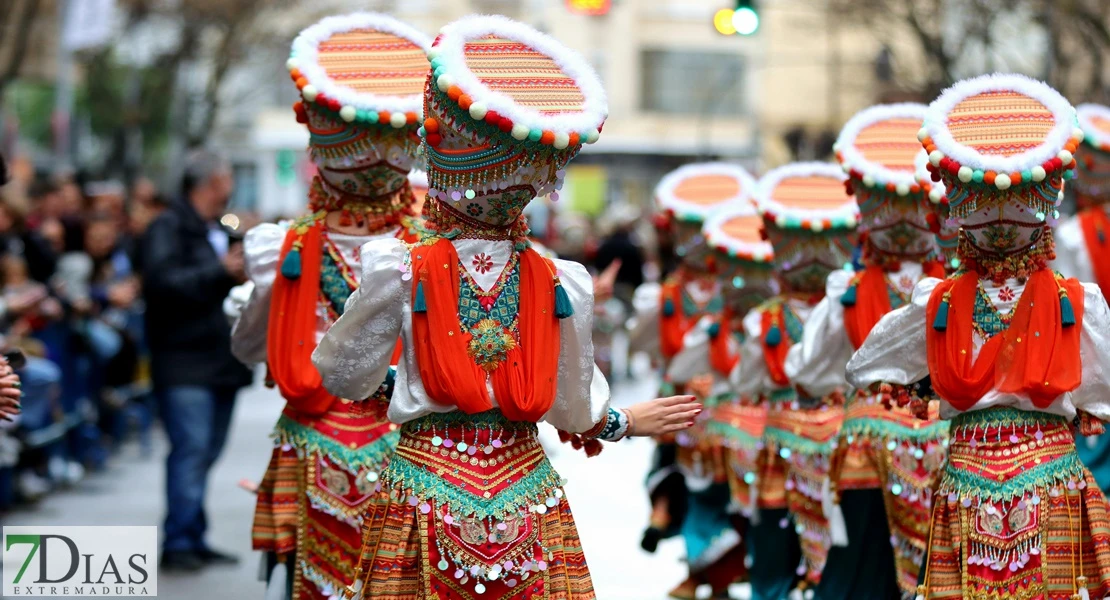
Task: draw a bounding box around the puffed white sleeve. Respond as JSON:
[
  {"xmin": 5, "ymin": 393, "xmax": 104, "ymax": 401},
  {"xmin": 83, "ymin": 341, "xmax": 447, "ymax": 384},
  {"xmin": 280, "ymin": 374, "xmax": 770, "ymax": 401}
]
[
  {"xmin": 542, "ymin": 259, "xmax": 618, "ymax": 436},
  {"xmin": 229, "ymin": 223, "xmax": 287, "ymax": 365},
  {"xmin": 626, "ymin": 282, "xmax": 662, "ymax": 354},
  {"xmin": 845, "ymin": 277, "xmax": 939, "ymax": 390},
  {"xmin": 730, "ymin": 308, "xmax": 766, "ymax": 397},
  {"xmin": 1070, "ymin": 283, "xmax": 1110, "ymax": 421},
  {"xmin": 312, "ymin": 238, "xmax": 406, "ymax": 400},
  {"xmin": 666, "ymin": 316, "xmax": 712, "ymax": 384},
  {"xmin": 785, "ymin": 270, "xmax": 853, "ymax": 396},
  {"xmin": 1051, "ymin": 216, "xmax": 1093, "ymax": 282}
]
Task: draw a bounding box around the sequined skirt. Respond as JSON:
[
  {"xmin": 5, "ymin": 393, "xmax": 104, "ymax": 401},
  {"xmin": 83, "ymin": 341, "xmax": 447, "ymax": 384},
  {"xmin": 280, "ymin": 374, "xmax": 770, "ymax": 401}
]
[
  {"xmin": 924, "ymin": 407, "xmax": 1110, "ymax": 600},
  {"xmin": 252, "ymin": 395, "xmax": 399, "ymax": 599},
  {"xmin": 759, "ymin": 401, "xmax": 844, "ymax": 585},
  {"xmin": 346, "ymin": 410, "xmax": 594, "ymax": 600},
  {"xmin": 828, "ymin": 390, "xmax": 949, "ymax": 595}
]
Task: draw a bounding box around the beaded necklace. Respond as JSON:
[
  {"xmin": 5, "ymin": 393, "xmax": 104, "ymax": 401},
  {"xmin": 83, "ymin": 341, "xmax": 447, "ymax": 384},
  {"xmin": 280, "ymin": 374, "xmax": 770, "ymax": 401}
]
[
  {"xmin": 458, "ymin": 250, "xmax": 522, "ymax": 372},
  {"xmin": 319, "ymin": 232, "xmax": 360, "ymax": 321}
]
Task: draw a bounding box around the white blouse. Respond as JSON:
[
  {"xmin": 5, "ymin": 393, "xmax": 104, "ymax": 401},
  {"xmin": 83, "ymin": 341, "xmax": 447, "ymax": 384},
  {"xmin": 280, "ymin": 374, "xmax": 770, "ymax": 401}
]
[
  {"xmin": 311, "ymin": 237, "xmax": 611, "ymax": 433},
  {"xmin": 1052, "ymin": 215, "xmax": 1094, "ymax": 283},
  {"xmin": 784, "ymin": 263, "xmax": 922, "ymax": 398},
  {"xmin": 228, "ymin": 222, "xmax": 396, "ymax": 366},
  {"xmin": 845, "ymin": 276, "xmax": 1110, "ymax": 420},
  {"xmin": 729, "ymin": 298, "xmax": 816, "ymax": 398}
]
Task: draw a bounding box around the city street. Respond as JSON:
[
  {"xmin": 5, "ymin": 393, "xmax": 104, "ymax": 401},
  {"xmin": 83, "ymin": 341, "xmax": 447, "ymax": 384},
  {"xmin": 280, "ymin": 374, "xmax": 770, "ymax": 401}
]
[{"xmin": 3, "ymin": 368, "xmax": 743, "ymax": 600}]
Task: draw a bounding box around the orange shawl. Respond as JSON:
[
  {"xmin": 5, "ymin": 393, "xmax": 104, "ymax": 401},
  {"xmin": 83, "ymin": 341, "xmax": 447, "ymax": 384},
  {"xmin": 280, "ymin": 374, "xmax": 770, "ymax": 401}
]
[
  {"xmin": 660, "ymin": 280, "xmax": 693, "ymax": 360},
  {"xmin": 925, "ymin": 269, "xmax": 1084, "ymax": 411},
  {"xmin": 844, "ymin": 262, "xmax": 945, "ymax": 349},
  {"xmin": 410, "ymin": 239, "xmax": 561, "ymax": 422},
  {"xmin": 1079, "ymin": 208, "xmax": 1110, "ymax": 299},
  {"xmin": 760, "ymin": 302, "xmax": 792, "ymax": 387},
  {"xmin": 709, "ymin": 308, "xmax": 739, "ymax": 377}
]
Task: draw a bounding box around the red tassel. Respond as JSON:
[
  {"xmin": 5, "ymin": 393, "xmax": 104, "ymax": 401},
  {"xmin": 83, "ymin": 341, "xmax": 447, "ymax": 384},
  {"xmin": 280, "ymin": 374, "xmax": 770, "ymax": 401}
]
[
  {"xmin": 557, "ymin": 430, "xmax": 572, "ymax": 444},
  {"xmin": 339, "ymin": 209, "xmax": 353, "ymax": 227},
  {"xmin": 584, "ymin": 439, "xmax": 604, "ymax": 457}
]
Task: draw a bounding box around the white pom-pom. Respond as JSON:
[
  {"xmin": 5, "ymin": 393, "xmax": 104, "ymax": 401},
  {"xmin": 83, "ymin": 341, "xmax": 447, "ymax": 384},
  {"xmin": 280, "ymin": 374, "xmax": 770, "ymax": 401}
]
[
  {"xmin": 844, "ymin": 215, "xmax": 858, "ymax": 228},
  {"xmin": 511, "ymin": 124, "xmax": 529, "ymax": 140},
  {"xmin": 995, "ymin": 173, "xmax": 1012, "ymax": 190},
  {"xmin": 917, "ymin": 127, "xmax": 929, "ymax": 142},
  {"xmin": 811, "ymin": 221, "xmax": 824, "ymax": 232},
  {"xmin": 929, "ymin": 188, "xmax": 943, "ymax": 203},
  {"xmin": 285, "ymin": 58, "xmax": 299, "ymax": 71},
  {"xmin": 339, "ymin": 106, "xmax": 357, "ymax": 122},
  {"xmin": 427, "ymin": 48, "xmax": 441, "ymax": 61},
  {"xmin": 1032, "ymin": 166, "xmax": 1046, "ymax": 182},
  {"xmin": 301, "ymin": 85, "xmax": 318, "ymax": 102},
  {"xmin": 929, "ymin": 150, "xmax": 943, "ymax": 167},
  {"xmin": 958, "ymin": 166, "xmax": 973, "ymax": 183},
  {"xmin": 753, "ymin": 249, "xmax": 768, "ymax": 262},
  {"xmin": 862, "ymin": 174, "xmax": 876, "ymax": 188},
  {"xmin": 390, "ymin": 112, "xmax": 407, "ymax": 128},
  {"xmin": 841, "ymin": 162, "xmax": 851, "ymax": 174},
  {"xmin": 436, "ymin": 74, "xmax": 453, "ymax": 92},
  {"xmin": 1073, "ymin": 127, "xmax": 1086, "ymax": 141},
  {"xmin": 469, "ymin": 102, "xmax": 487, "ymax": 120},
  {"xmin": 775, "ymin": 215, "xmax": 787, "ymax": 228},
  {"xmin": 896, "ymin": 182, "xmax": 910, "ymax": 196},
  {"xmin": 585, "ymin": 129, "xmax": 600, "ymax": 144},
  {"xmin": 1058, "ymin": 149, "xmax": 1073, "ymax": 164},
  {"xmin": 553, "ymin": 132, "xmax": 570, "ymax": 149}
]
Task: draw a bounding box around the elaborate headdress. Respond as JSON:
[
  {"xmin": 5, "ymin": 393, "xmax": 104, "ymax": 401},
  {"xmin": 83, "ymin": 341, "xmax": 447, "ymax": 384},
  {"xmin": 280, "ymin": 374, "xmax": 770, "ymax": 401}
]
[
  {"xmin": 835, "ymin": 103, "xmax": 936, "ymax": 267},
  {"xmin": 754, "ymin": 162, "xmax": 859, "ymax": 293},
  {"xmin": 918, "ymin": 74, "xmax": 1081, "ymax": 281},
  {"xmin": 655, "ymin": 162, "xmax": 757, "ymax": 270},
  {"xmin": 419, "ymin": 15, "xmax": 606, "ymax": 240},
  {"xmin": 286, "ymin": 13, "xmax": 430, "ymax": 220},
  {"xmin": 1074, "ymin": 103, "xmax": 1110, "ymax": 209},
  {"xmin": 703, "ymin": 200, "xmax": 776, "ymax": 314}
]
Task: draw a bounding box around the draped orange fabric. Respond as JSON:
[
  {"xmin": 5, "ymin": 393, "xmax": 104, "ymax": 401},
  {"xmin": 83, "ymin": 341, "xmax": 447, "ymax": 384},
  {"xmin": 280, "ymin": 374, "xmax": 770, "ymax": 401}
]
[
  {"xmin": 844, "ymin": 262, "xmax": 946, "ymax": 349},
  {"xmin": 709, "ymin": 307, "xmax": 739, "ymax": 377},
  {"xmin": 925, "ymin": 269, "xmax": 1084, "ymax": 411},
  {"xmin": 410, "ymin": 239, "xmax": 561, "ymax": 422},
  {"xmin": 1079, "ymin": 208, "xmax": 1110, "ymax": 299},
  {"xmin": 660, "ymin": 280, "xmax": 690, "ymax": 360},
  {"xmin": 267, "ymin": 223, "xmax": 340, "ymax": 416},
  {"xmin": 761, "ymin": 305, "xmax": 792, "ymax": 387}
]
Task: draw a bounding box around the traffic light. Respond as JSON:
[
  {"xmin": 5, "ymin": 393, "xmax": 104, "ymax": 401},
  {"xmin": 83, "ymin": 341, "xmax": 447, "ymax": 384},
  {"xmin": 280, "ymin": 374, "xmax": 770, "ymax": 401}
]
[{"xmin": 713, "ymin": 1, "xmax": 759, "ymax": 37}]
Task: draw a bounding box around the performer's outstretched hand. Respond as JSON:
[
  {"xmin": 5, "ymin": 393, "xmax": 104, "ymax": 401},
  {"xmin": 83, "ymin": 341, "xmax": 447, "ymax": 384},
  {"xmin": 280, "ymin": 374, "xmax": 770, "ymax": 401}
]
[{"xmin": 625, "ymin": 395, "xmax": 700, "ymax": 437}]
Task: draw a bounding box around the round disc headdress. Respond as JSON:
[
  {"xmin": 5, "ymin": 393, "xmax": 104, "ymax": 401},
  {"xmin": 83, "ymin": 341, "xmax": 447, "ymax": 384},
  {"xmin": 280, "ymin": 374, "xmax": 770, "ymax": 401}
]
[
  {"xmin": 703, "ymin": 202, "xmax": 774, "ymax": 267},
  {"xmin": 287, "ymin": 13, "xmax": 431, "ymax": 209},
  {"xmin": 1074, "ymin": 103, "xmax": 1110, "ymax": 207},
  {"xmin": 656, "ymin": 162, "xmax": 757, "ymax": 268},
  {"xmin": 918, "ymin": 73, "xmax": 1082, "ymax": 222},
  {"xmin": 421, "ymin": 15, "xmax": 607, "ymax": 235},
  {"xmin": 755, "ymin": 162, "xmax": 859, "ymax": 291}
]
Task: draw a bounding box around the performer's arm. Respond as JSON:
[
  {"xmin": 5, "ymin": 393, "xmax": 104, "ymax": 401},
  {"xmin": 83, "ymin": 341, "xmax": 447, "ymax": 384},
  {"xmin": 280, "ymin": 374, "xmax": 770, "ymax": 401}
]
[
  {"xmin": 229, "ymin": 223, "xmax": 286, "ymax": 365},
  {"xmin": 1051, "ymin": 216, "xmax": 1091, "ymax": 281},
  {"xmin": 312, "ymin": 238, "xmax": 405, "ymax": 400},
  {"xmin": 785, "ymin": 270, "xmax": 854, "ymax": 397},
  {"xmin": 845, "ymin": 277, "xmax": 938, "ymax": 390}
]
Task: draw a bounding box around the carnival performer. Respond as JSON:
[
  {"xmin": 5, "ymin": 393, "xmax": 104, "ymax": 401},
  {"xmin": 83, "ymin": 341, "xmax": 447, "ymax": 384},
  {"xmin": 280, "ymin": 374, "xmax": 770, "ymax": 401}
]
[
  {"xmin": 664, "ymin": 187, "xmax": 778, "ymax": 600},
  {"xmin": 731, "ymin": 163, "xmax": 858, "ymax": 599},
  {"xmin": 311, "ymin": 16, "xmax": 701, "ymax": 600},
  {"xmin": 227, "ymin": 14, "xmax": 430, "ymax": 600},
  {"xmin": 1053, "ymin": 102, "xmax": 1110, "ymax": 495},
  {"xmin": 629, "ymin": 163, "xmax": 760, "ymax": 599},
  {"xmin": 783, "ymin": 104, "xmax": 949, "ymax": 599},
  {"xmin": 847, "ymin": 73, "xmax": 1110, "ymax": 600}
]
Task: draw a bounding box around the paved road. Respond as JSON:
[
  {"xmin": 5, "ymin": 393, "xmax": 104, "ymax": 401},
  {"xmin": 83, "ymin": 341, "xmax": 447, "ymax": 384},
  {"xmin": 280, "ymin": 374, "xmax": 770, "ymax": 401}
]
[{"xmin": 4, "ymin": 367, "xmax": 750, "ymax": 599}]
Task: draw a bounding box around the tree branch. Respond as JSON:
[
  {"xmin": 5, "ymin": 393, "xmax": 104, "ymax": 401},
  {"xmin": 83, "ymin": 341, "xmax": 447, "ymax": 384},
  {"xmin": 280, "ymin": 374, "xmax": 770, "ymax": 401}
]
[{"xmin": 0, "ymin": 0, "xmax": 43, "ymax": 102}]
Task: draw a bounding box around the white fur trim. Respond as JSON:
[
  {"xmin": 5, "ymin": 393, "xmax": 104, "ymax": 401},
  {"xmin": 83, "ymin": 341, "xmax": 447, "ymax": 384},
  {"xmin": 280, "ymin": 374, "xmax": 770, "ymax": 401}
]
[
  {"xmin": 923, "ymin": 73, "xmax": 1076, "ymax": 174},
  {"xmin": 1077, "ymin": 103, "xmax": 1110, "ymax": 149},
  {"xmin": 703, "ymin": 203, "xmax": 773, "ymax": 263},
  {"xmin": 290, "ymin": 13, "xmax": 430, "ymax": 115},
  {"xmin": 655, "ymin": 162, "xmax": 757, "ymax": 223},
  {"xmin": 408, "ymin": 169, "xmax": 428, "ymax": 188},
  {"xmin": 835, "ymin": 103, "xmax": 927, "ymax": 191},
  {"xmin": 432, "ymin": 14, "xmax": 607, "ymax": 135},
  {"xmin": 755, "ymin": 162, "xmax": 858, "ymax": 226},
  {"xmin": 914, "ymin": 149, "xmax": 946, "ymax": 203}
]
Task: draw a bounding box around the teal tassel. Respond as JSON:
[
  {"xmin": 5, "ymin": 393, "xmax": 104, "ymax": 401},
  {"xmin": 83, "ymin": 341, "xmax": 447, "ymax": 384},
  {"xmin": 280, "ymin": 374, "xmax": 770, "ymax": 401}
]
[
  {"xmin": 280, "ymin": 247, "xmax": 302, "ymax": 280},
  {"xmin": 1060, "ymin": 293, "xmax": 1076, "ymax": 327},
  {"xmin": 840, "ymin": 284, "xmax": 857, "ymax": 307},
  {"xmin": 765, "ymin": 324, "xmax": 782, "ymax": 347},
  {"xmin": 932, "ymin": 299, "xmax": 949, "ymax": 331},
  {"xmin": 413, "ymin": 281, "xmax": 427, "ymax": 313},
  {"xmin": 554, "ymin": 283, "xmax": 574, "ymax": 319},
  {"xmin": 662, "ymin": 298, "xmax": 675, "ymax": 317},
  {"xmin": 707, "ymin": 322, "xmax": 721, "ymax": 338}
]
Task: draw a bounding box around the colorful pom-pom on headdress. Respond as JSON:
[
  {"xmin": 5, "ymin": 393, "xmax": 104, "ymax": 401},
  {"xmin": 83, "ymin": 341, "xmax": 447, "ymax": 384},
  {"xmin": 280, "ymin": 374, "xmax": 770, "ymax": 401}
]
[{"xmin": 1074, "ymin": 103, "xmax": 1110, "ymax": 208}]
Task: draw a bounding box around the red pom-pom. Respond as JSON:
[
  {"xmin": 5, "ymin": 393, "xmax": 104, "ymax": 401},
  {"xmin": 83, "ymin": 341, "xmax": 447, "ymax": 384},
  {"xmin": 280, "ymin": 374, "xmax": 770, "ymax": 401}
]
[
  {"xmin": 426, "ymin": 133, "xmax": 442, "ymax": 147},
  {"xmin": 498, "ymin": 117, "xmax": 513, "ymax": 132},
  {"xmin": 946, "ymin": 160, "xmax": 960, "ymax": 175},
  {"xmin": 925, "ymin": 212, "xmax": 940, "ymax": 234},
  {"xmin": 484, "ymin": 110, "xmax": 500, "ymax": 126},
  {"xmin": 327, "ymin": 98, "xmax": 341, "ymax": 112}
]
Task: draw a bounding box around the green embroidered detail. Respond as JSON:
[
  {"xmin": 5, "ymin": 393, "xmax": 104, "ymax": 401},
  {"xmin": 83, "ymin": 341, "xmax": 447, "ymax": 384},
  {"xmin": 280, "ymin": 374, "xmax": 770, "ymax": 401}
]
[
  {"xmin": 272, "ymin": 413, "xmax": 398, "ymax": 475},
  {"xmin": 763, "ymin": 424, "xmax": 838, "ymax": 457},
  {"xmin": 950, "ymin": 406, "xmax": 1066, "ymax": 430},
  {"xmin": 837, "ymin": 413, "xmax": 949, "ymax": 445},
  {"xmin": 381, "ymin": 450, "xmax": 562, "ymax": 521},
  {"xmin": 767, "ymin": 387, "xmax": 798, "ymax": 404},
  {"xmin": 680, "ymin": 288, "xmax": 724, "ymax": 318},
  {"xmin": 320, "ymin": 249, "xmax": 354, "ymax": 316},
  {"xmin": 887, "ymin": 279, "xmax": 909, "ymax": 310},
  {"xmin": 706, "ymin": 420, "xmax": 761, "ymax": 451},
  {"xmin": 973, "ymin": 284, "xmax": 1013, "ymax": 339},
  {"xmin": 406, "ymin": 409, "xmax": 530, "ymax": 431},
  {"xmin": 702, "ymin": 392, "xmax": 734, "ymax": 410},
  {"xmin": 458, "ymin": 256, "xmax": 520, "ymax": 371},
  {"xmin": 940, "ymin": 448, "xmax": 1085, "ymax": 502}
]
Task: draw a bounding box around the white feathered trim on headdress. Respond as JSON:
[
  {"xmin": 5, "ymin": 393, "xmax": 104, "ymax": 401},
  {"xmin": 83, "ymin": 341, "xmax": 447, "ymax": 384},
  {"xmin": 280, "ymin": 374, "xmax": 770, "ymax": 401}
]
[
  {"xmin": 835, "ymin": 103, "xmax": 927, "ymax": 193},
  {"xmin": 755, "ymin": 162, "xmax": 858, "ymax": 231},
  {"xmin": 655, "ymin": 162, "xmax": 757, "ymax": 224}
]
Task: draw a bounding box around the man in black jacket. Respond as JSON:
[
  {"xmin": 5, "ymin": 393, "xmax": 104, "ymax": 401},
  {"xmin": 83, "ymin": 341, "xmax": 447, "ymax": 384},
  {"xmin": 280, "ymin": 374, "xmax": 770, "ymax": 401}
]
[{"xmin": 140, "ymin": 150, "xmax": 250, "ymax": 571}]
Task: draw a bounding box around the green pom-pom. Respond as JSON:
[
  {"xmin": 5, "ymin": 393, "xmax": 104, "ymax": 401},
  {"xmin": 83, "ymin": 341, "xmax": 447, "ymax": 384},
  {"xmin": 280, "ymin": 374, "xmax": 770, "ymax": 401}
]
[
  {"xmin": 840, "ymin": 284, "xmax": 858, "ymax": 307},
  {"xmin": 662, "ymin": 298, "xmax": 675, "ymax": 317},
  {"xmin": 765, "ymin": 324, "xmax": 782, "ymax": 347},
  {"xmin": 932, "ymin": 299, "xmax": 949, "ymax": 331},
  {"xmin": 554, "ymin": 284, "xmax": 574, "ymax": 319},
  {"xmin": 413, "ymin": 281, "xmax": 427, "ymax": 313},
  {"xmin": 1060, "ymin": 294, "xmax": 1076, "ymax": 327},
  {"xmin": 528, "ymin": 129, "xmax": 542, "ymax": 142},
  {"xmin": 280, "ymin": 247, "xmax": 302, "ymax": 280},
  {"xmin": 972, "ymin": 170, "xmax": 984, "ymax": 183},
  {"xmin": 707, "ymin": 322, "xmax": 721, "ymax": 338}
]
